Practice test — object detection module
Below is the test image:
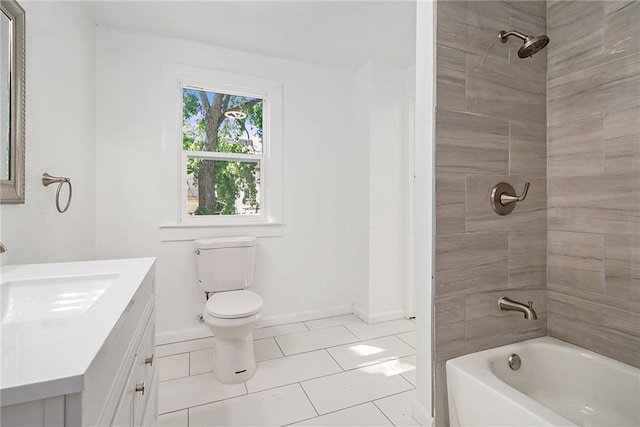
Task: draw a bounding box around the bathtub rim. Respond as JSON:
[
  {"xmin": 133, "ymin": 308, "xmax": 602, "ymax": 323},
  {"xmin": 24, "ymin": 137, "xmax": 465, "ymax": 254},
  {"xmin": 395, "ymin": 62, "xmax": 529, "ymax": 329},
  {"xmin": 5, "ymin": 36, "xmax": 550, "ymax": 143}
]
[{"xmin": 445, "ymin": 336, "xmax": 640, "ymax": 426}]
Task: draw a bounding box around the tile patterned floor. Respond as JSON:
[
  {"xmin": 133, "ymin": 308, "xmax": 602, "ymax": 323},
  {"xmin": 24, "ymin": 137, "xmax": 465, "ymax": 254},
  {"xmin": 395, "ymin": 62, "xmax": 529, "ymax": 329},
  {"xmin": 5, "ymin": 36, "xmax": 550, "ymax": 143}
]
[{"xmin": 156, "ymin": 315, "xmax": 419, "ymax": 426}]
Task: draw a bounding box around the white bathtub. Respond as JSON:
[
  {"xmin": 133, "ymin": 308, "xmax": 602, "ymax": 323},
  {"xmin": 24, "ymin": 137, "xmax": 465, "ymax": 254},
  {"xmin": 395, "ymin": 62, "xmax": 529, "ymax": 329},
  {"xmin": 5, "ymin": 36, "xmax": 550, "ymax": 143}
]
[{"xmin": 446, "ymin": 337, "xmax": 640, "ymax": 426}]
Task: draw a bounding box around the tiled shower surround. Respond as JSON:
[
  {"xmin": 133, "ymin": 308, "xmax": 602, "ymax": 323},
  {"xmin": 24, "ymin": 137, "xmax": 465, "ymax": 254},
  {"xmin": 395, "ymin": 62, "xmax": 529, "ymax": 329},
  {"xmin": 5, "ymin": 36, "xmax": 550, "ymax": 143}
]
[
  {"xmin": 546, "ymin": 0, "xmax": 639, "ymax": 368},
  {"xmin": 434, "ymin": 1, "xmax": 548, "ymax": 424},
  {"xmin": 434, "ymin": 0, "xmax": 639, "ymax": 425}
]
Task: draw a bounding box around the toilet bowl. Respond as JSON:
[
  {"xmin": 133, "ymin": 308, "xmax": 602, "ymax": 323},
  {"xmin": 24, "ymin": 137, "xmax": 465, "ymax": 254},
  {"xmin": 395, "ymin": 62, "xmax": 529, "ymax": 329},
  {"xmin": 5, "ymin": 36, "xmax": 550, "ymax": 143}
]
[
  {"xmin": 202, "ymin": 289, "xmax": 263, "ymax": 383},
  {"xmin": 194, "ymin": 237, "xmax": 263, "ymax": 384}
]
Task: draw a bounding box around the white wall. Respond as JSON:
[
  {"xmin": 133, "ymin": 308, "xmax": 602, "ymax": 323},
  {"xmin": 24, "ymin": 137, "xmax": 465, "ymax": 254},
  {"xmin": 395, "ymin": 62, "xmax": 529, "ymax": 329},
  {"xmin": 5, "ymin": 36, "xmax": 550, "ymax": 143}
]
[
  {"xmin": 352, "ymin": 63, "xmax": 372, "ymax": 318},
  {"xmin": 352, "ymin": 61, "xmax": 410, "ymax": 323},
  {"xmin": 95, "ymin": 28, "xmax": 361, "ymax": 343},
  {"xmin": 0, "ymin": 2, "xmax": 96, "ymax": 266}
]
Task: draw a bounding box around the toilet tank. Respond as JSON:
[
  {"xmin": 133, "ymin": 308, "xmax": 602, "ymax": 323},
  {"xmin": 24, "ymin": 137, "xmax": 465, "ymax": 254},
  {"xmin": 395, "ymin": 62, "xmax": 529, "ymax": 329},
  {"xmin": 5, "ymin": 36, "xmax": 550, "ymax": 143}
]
[{"xmin": 194, "ymin": 237, "xmax": 256, "ymax": 292}]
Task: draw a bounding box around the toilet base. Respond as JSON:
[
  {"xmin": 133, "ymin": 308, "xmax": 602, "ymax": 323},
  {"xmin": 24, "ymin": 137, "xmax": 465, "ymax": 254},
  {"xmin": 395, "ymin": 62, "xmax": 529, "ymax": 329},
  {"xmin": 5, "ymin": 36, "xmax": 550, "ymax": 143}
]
[{"xmin": 213, "ymin": 332, "xmax": 256, "ymax": 384}]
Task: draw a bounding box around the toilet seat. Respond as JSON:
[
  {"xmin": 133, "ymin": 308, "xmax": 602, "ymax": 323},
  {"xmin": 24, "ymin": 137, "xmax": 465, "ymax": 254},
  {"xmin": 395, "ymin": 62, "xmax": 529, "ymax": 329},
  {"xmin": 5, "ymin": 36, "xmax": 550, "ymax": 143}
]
[{"xmin": 206, "ymin": 290, "xmax": 263, "ymax": 319}]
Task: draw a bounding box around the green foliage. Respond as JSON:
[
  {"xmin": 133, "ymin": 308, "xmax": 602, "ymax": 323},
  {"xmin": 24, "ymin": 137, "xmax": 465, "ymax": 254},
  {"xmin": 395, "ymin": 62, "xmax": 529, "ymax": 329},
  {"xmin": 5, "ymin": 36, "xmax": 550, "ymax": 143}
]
[
  {"xmin": 213, "ymin": 159, "xmax": 259, "ymax": 215},
  {"xmin": 182, "ymin": 89, "xmax": 262, "ymax": 215}
]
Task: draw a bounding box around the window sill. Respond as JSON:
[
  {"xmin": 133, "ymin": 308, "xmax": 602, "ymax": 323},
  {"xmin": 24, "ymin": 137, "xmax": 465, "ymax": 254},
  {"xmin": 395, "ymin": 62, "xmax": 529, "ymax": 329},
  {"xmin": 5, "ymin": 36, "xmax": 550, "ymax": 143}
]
[{"xmin": 159, "ymin": 221, "xmax": 284, "ymax": 241}]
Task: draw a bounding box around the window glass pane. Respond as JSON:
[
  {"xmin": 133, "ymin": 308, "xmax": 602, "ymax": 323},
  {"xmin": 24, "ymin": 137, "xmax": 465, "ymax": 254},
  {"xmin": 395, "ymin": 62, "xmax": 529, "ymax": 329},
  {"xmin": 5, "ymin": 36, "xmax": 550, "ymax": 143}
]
[
  {"xmin": 183, "ymin": 87, "xmax": 263, "ymax": 155},
  {"xmin": 186, "ymin": 158, "xmax": 260, "ymax": 216}
]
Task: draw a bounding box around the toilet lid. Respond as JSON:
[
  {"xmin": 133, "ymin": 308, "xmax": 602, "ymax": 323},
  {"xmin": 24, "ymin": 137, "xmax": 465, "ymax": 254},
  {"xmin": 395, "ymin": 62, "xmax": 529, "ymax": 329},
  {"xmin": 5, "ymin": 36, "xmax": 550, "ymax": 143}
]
[{"xmin": 205, "ymin": 290, "xmax": 263, "ymax": 319}]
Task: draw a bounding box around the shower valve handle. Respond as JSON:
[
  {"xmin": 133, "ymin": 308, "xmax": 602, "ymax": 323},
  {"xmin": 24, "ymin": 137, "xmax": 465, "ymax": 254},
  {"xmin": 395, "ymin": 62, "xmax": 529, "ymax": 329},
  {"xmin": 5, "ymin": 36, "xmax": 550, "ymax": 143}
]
[
  {"xmin": 490, "ymin": 182, "xmax": 531, "ymax": 215},
  {"xmin": 500, "ymin": 182, "xmax": 530, "ymax": 205}
]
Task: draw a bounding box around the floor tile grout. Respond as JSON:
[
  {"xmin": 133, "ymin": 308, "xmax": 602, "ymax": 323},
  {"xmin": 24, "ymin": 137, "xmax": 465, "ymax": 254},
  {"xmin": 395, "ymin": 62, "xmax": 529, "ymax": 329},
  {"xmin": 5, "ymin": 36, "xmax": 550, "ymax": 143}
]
[
  {"xmin": 372, "ymin": 400, "xmax": 396, "ymax": 426},
  {"xmin": 158, "ymin": 332, "xmax": 416, "ymax": 384},
  {"xmin": 298, "ymin": 381, "xmax": 320, "ymax": 418},
  {"xmin": 159, "ymin": 352, "xmax": 417, "ymax": 416},
  {"xmin": 158, "ymin": 318, "xmax": 418, "ymax": 426},
  {"xmin": 323, "ymin": 348, "xmax": 346, "ymax": 371},
  {"xmin": 157, "ymin": 323, "xmax": 415, "ymax": 358}
]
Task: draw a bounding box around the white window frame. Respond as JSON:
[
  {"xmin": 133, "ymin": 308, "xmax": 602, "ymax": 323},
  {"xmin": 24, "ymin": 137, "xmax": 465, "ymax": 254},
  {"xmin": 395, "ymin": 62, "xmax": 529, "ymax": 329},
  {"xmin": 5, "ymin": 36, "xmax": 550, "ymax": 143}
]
[
  {"xmin": 160, "ymin": 63, "xmax": 283, "ymax": 239},
  {"xmin": 180, "ymin": 83, "xmax": 267, "ymax": 224}
]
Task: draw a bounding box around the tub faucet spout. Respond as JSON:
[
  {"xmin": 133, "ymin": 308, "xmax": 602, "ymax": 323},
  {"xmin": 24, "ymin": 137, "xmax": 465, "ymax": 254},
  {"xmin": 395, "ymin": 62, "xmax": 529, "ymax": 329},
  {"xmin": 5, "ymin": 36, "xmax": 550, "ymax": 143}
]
[
  {"xmin": 498, "ymin": 297, "xmax": 537, "ymax": 320},
  {"xmin": 0, "ymin": 242, "xmax": 6, "ymax": 253}
]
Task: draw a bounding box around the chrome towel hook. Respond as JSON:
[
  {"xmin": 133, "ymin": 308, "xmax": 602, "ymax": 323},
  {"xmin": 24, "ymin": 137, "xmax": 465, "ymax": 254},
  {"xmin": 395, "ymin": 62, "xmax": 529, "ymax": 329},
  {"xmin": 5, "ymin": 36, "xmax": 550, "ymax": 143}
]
[{"xmin": 42, "ymin": 173, "xmax": 72, "ymax": 213}]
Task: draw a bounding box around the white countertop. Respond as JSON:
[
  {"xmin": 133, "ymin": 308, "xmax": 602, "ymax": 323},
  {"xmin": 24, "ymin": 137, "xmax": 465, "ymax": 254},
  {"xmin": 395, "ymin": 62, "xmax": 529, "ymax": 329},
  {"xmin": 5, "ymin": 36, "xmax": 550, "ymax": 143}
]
[{"xmin": 0, "ymin": 257, "xmax": 156, "ymax": 406}]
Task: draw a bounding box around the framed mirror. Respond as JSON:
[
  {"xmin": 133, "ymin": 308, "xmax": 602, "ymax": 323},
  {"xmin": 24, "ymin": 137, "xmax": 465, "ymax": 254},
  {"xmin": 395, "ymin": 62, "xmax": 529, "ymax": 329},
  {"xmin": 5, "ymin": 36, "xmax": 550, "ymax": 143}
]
[{"xmin": 0, "ymin": 0, "xmax": 24, "ymax": 204}]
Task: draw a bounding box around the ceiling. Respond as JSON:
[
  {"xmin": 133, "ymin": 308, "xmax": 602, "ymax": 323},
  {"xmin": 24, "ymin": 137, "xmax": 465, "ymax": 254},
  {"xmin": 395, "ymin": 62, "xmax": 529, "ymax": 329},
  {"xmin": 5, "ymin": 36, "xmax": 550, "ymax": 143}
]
[{"xmin": 85, "ymin": 0, "xmax": 417, "ymax": 70}]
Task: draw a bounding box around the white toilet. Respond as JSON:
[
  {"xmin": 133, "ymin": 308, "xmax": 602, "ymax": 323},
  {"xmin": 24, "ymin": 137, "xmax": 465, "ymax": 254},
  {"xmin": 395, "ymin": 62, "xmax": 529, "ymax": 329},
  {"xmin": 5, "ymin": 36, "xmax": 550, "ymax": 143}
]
[{"xmin": 194, "ymin": 237, "xmax": 264, "ymax": 384}]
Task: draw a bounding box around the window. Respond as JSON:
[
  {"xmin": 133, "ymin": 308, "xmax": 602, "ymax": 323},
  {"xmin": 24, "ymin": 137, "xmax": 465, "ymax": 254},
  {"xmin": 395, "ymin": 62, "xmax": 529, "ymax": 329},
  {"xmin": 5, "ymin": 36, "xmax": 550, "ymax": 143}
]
[
  {"xmin": 160, "ymin": 64, "xmax": 283, "ymax": 235},
  {"xmin": 182, "ymin": 87, "xmax": 264, "ymax": 218}
]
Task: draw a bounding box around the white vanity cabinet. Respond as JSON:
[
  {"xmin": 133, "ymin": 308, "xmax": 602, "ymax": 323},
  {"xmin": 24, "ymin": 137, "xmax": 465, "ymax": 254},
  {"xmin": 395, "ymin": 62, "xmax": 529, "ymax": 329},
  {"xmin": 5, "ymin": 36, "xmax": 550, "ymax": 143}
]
[
  {"xmin": 110, "ymin": 308, "xmax": 158, "ymax": 427},
  {"xmin": 0, "ymin": 258, "xmax": 157, "ymax": 427}
]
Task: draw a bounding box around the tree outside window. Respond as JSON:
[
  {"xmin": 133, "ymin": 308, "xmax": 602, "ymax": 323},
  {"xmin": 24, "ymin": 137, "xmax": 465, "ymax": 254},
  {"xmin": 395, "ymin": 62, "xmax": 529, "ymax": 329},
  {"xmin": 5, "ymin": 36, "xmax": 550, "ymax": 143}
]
[{"xmin": 182, "ymin": 87, "xmax": 264, "ymax": 216}]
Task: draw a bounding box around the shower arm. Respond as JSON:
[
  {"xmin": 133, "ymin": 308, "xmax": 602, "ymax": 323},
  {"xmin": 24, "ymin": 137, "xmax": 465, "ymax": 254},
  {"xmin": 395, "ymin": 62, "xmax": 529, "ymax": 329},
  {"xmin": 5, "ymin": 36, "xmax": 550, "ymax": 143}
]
[{"xmin": 498, "ymin": 30, "xmax": 528, "ymax": 43}]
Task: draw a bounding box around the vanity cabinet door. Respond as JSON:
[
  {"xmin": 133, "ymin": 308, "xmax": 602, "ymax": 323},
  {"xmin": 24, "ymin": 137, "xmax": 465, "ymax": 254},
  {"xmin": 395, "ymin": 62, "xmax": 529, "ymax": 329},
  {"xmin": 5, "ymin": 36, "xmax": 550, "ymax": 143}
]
[
  {"xmin": 140, "ymin": 370, "xmax": 158, "ymax": 427},
  {"xmin": 133, "ymin": 315, "xmax": 155, "ymax": 426},
  {"xmin": 111, "ymin": 378, "xmax": 134, "ymax": 427}
]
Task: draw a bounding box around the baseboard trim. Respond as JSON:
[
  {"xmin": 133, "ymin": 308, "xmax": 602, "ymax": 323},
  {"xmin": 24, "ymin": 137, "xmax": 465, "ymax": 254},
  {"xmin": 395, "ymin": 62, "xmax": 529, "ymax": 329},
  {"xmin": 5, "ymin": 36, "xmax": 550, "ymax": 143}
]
[
  {"xmin": 368, "ymin": 308, "xmax": 406, "ymax": 324},
  {"xmin": 258, "ymin": 305, "xmax": 353, "ymax": 328},
  {"xmin": 156, "ymin": 325, "xmax": 212, "ymax": 346},
  {"xmin": 353, "ymin": 306, "xmax": 406, "ymax": 324},
  {"xmin": 155, "ymin": 305, "xmax": 353, "ymax": 346},
  {"xmin": 412, "ymin": 400, "xmax": 434, "ymax": 426},
  {"xmin": 352, "ymin": 304, "xmax": 370, "ymax": 323}
]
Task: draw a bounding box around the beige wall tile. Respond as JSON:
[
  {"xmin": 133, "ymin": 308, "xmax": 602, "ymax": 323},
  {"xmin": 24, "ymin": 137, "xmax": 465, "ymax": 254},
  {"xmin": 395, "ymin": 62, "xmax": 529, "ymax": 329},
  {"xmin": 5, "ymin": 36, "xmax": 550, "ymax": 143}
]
[
  {"xmin": 436, "ymin": 173, "xmax": 466, "ymax": 235},
  {"xmin": 509, "ymin": 232, "xmax": 546, "ymax": 288},
  {"xmin": 605, "ymin": 106, "xmax": 640, "ymax": 173},
  {"xmin": 435, "ymin": 296, "xmax": 466, "ymax": 325},
  {"xmin": 436, "ymin": 110, "xmax": 509, "ymax": 174},
  {"xmin": 548, "ymin": 115, "xmax": 604, "ymax": 178},
  {"xmin": 466, "ymin": 56, "xmax": 546, "ymax": 124},
  {"xmin": 605, "ymin": 234, "xmax": 640, "ymax": 301},
  {"xmin": 435, "ymin": 233, "xmax": 509, "ymax": 298},
  {"xmin": 437, "ymin": 46, "xmax": 466, "ymax": 112},
  {"xmin": 509, "ymin": 121, "xmax": 546, "ymax": 177},
  {"xmin": 503, "ymin": 1, "xmax": 546, "ymax": 18},
  {"xmin": 605, "ymin": 1, "xmax": 640, "ymax": 56},
  {"xmin": 548, "ymin": 53, "xmax": 640, "ymax": 126},
  {"xmin": 548, "ymin": 289, "xmax": 640, "ymax": 338},
  {"xmin": 547, "ymin": 1, "xmax": 605, "ymax": 80},
  {"xmin": 549, "ymin": 282, "xmax": 640, "ymax": 314},
  {"xmin": 434, "ymin": 296, "xmax": 466, "ymax": 364},
  {"xmin": 549, "ymin": 312, "xmax": 640, "ymax": 368},
  {"xmin": 437, "ymin": 1, "xmax": 509, "ymax": 60},
  {"xmin": 548, "ymin": 231, "xmax": 605, "ymax": 294},
  {"xmin": 434, "ymin": 320, "xmax": 465, "ymax": 361},
  {"xmin": 434, "ymin": 361, "xmax": 449, "ymax": 427},
  {"xmin": 604, "ymin": 0, "xmax": 636, "ymax": 16},
  {"xmin": 465, "ymin": 175, "xmax": 546, "ymax": 232},
  {"xmin": 434, "ymin": 0, "xmax": 550, "ymax": 378},
  {"xmin": 548, "ymin": 173, "xmax": 640, "ymax": 234}
]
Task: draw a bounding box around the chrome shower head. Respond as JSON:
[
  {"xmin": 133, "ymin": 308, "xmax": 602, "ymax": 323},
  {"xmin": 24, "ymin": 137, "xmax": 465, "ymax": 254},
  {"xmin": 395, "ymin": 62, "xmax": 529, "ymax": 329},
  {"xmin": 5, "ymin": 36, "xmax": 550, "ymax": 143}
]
[{"xmin": 498, "ymin": 30, "xmax": 549, "ymax": 58}]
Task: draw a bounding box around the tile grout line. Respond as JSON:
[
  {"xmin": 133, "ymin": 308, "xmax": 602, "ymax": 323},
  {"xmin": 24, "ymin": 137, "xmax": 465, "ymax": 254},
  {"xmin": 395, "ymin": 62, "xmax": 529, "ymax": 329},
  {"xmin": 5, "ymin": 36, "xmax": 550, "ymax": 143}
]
[
  {"xmin": 275, "ymin": 331, "xmax": 415, "ymax": 360},
  {"xmin": 323, "ymin": 348, "xmax": 347, "ymax": 372},
  {"xmin": 371, "ymin": 400, "xmax": 396, "ymax": 426},
  {"xmin": 158, "ymin": 333, "xmax": 418, "ymax": 422},
  {"xmin": 160, "ymin": 382, "xmax": 250, "ymax": 416},
  {"xmin": 158, "ymin": 318, "xmax": 415, "ymax": 357},
  {"xmin": 298, "ymin": 382, "xmax": 320, "ymax": 418},
  {"xmin": 246, "ymin": 348, "xmax": 416, "ymax": 396},
  {"xmin": 272, "ymin": 335, "xmax": 286, "ymax": 358},
  {"xmin": 159, "ymin": 329, "xmax": 417, "ymax": 384}
]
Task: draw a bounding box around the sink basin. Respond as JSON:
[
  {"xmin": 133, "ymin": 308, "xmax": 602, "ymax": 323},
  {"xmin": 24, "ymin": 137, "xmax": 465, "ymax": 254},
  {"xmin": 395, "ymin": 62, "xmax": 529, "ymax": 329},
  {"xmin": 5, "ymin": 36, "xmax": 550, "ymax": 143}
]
[{"xmin": 1, "ymin": 273, "xmax": 119, "ymax": 324}]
